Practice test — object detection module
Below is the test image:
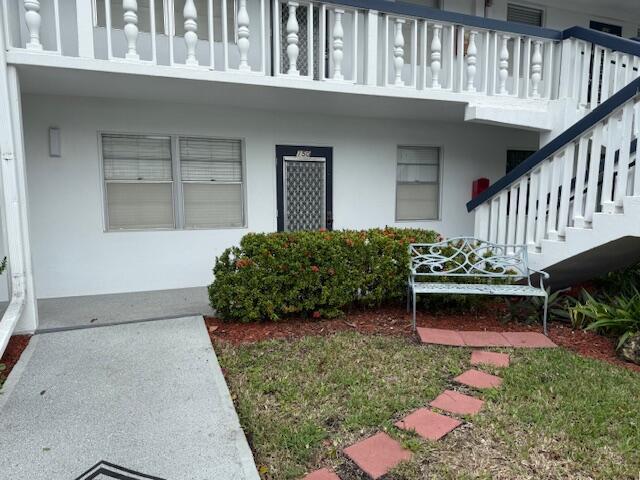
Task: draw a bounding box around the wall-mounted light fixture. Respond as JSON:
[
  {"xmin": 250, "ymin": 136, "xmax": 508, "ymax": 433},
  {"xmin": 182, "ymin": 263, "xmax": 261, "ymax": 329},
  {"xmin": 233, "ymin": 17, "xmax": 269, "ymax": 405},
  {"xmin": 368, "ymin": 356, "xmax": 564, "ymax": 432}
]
[{"xmin": 49, "ymin": 127, "xmax": 61, "ymax": 157}]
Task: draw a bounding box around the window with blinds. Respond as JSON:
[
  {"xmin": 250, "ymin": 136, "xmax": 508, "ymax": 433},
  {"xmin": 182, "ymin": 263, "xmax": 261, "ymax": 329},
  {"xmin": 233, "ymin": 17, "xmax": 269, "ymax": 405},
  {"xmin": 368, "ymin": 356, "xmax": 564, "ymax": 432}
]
[
  {"xmin": 179, "ymin": 137, "xmax": 244, "ymax": 228},
  {"xmin": 102, "ymin": 134, "xmax": 174, "ymax": 230},
  {"xmin": 396, "ymin": 146, "xmax": 440, "ymax": 221},
  {"xmin": 101, "ymin": 133, "xmax": 245, "ymax": 230},
  {"xmin": 507, "ymin": 4, "xmax": 543, "ymax": 27}
]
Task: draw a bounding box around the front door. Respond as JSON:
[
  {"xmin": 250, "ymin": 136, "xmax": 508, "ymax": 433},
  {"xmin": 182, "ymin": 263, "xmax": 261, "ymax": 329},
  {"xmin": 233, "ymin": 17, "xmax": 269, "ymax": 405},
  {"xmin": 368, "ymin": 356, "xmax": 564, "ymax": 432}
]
[{"xmin": 276, "ymin": 145, "xmax": 333, "ymax": 231}]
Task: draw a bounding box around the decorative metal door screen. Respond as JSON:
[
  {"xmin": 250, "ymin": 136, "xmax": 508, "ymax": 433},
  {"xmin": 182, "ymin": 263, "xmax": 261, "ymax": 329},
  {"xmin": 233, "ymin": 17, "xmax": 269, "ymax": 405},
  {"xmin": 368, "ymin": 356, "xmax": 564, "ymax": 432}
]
[{"xmin": 283, "ymin": 156, "xmax": 326, "ymax": 231}]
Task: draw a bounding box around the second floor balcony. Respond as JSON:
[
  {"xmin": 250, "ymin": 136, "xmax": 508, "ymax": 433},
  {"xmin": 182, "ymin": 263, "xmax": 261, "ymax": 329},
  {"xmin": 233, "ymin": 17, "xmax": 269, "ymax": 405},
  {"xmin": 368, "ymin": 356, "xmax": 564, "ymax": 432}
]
[{"xmin": 3, "ymin": 1, "xmax": 639, "ymax": 131}]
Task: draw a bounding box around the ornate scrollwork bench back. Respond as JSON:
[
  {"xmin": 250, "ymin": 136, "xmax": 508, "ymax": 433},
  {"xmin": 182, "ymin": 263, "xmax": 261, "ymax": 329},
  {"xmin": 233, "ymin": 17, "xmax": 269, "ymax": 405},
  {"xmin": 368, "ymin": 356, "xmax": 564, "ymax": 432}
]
[{"xmin": 409, "ymin": 237, "xmax": 531, "ymax": 284}]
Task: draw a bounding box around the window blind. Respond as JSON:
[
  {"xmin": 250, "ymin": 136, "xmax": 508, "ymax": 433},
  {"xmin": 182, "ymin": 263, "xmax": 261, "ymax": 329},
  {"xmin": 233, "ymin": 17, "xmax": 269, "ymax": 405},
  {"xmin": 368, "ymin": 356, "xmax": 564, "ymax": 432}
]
[
  {"xmin": 103, "ymin": 134, "xmax": 172, "ymax": 181},
  {"xmin": 183, "ymin": 183, "xmax": 243, "ymax": 228},
  {"xmin": 180, "ymin": 137, "xmax": 244, "ymax": 227},
  {"xmin": 102, "ymin": 134, "xmax": 174, "ymax": 230},
  {"xmin": 507, "ymin": 4, "xmax": 543, "ymax": 27},
  {"xmin": 179, "ymin": 137, "xmax": 242, "ymax": 182},
  {"xmin": 106, "ymin": 183, "xmax": 174, "ymax": 229}
]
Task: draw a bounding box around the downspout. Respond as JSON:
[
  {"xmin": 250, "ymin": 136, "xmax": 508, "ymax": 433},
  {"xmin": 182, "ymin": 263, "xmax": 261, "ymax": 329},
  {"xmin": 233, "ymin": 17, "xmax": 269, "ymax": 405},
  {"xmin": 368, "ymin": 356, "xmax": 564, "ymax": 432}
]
[
  {"xmin": 0, "ymin": 13, "xmax": 27, "ymax": 358},
  {"xmin": 0, "ymin": 151, "xmax": 26, "ymax": 358}
]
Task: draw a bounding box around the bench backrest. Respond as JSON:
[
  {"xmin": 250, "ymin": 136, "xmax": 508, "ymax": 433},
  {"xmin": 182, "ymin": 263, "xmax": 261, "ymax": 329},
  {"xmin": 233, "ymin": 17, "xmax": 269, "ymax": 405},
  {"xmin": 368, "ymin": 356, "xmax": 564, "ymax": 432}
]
[{"xmin": 409, "ymin": 237, "xmax": 530, "ymax": 283}]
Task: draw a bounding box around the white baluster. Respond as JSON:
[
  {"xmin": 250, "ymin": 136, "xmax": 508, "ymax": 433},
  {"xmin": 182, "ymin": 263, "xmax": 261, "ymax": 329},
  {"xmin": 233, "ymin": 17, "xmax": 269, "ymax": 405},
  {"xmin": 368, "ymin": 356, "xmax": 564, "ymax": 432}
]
[
  {"xmin": 498, "ymin": 34, "xmax": 510, "ymax": 94},
  {"xmin": 430, "ymin": 24, "xmax": 442, "ymax": 89},
  {"xmin": 393, "ymin": 18, "xmax": 406, "ymax": 86},
  {"xmin": 474, "ymin": 203, "xmax": 490, "ymax": 240},
  {"xmin": 614, "ymin": 101, "xmax": 634, "ymax": 207},
  {"xmin": 24, "ymin": 0, "xmax": 42, "ymax": 50},
  {"xmin": 466, "ymin": 30, "xmax": 478, "ymax": 92},
  {"xmin": 557, "ymin": 143, "xmax": 575, "ymax": 237},
  {"xmin": 497, "ymin": 190, "xmax": 508, "ymax": 244},
  {"xmin": 572, "ymin": 135, "xmax": 589, "ymax": 227},
  {"xmin": 530, "ymin": 40, "xmax": 543, "ymax": 97},
  {"xmin": 525, "ymin": 170, "xmax": 539, "ymax": 248},
  {"xmin": 546, "ymin": 155, "xmax": 561, "ymax": 240},
  {"xmin": 286, "ymin": 2, "xmax": 300, "ymax": 75},
  {"xmin": 237, "ymin": 0, "xmax": 250, "ymax": 71},
  {"xmin": 331, "ymin": 9, "xmax": 345, "ymax": 80},
  {"xmin": 184, "ymin": 0, "xmax": 199, "ymax": 66},
  {"xmin": 123, "ymin": 0, "xmax": 139, "ymax": 60}
]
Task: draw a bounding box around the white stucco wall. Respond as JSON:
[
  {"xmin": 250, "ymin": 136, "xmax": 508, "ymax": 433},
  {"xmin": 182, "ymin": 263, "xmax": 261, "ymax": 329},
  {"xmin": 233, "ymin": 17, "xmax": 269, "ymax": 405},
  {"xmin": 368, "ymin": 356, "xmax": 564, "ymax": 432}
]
[{"xmin": 22, "ymin": 94, "xmax": 537, "ymax": 299}]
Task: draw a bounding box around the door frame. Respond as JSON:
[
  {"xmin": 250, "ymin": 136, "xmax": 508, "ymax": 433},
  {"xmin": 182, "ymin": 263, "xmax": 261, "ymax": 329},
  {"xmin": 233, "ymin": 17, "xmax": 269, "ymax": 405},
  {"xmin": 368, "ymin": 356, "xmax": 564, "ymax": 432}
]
[{"xmin": 275, "ymin": 145, "xmax": 333, "ymax": 232}]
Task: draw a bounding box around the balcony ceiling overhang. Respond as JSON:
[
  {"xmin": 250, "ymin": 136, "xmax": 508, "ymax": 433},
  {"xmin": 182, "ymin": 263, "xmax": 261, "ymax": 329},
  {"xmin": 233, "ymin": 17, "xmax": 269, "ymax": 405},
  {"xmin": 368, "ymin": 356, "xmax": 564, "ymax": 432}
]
[{"xmin": 13, "ymin": 56, "xmax": 548, "ymax": 128}]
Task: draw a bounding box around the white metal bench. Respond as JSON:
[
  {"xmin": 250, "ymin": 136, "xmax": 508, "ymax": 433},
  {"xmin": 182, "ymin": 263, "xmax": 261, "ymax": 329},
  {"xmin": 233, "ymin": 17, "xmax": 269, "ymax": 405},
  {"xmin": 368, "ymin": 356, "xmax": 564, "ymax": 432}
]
[{"xmin": 408, "ymin": 237, "xmax": 550, "ymax": 334}]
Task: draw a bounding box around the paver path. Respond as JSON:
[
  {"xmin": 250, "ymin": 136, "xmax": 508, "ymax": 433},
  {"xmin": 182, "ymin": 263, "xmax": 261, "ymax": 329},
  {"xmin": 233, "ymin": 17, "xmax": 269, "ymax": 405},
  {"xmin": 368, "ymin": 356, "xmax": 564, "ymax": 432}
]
[
  {"xmin": 344, "ymin": 432, "xmax": 411, "ymax": 479},
  {"xmin": 304, "ymin": 350, "xmax": 513, "ymax": 479},
  {"xmin": 0, "ymin": 316, "xmax": 259, "ymax": 480},
  {"xmin": 418, "ymin": 327, "xmax": 557, "ymax": 348}
]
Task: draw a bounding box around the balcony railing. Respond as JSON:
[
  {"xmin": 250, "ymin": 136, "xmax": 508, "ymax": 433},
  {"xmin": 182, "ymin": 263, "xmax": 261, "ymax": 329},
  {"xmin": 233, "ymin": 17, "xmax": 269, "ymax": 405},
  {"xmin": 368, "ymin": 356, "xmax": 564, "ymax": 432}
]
[{"xmin": 2, "ymin": 1, "xmax": 639, "ymax": 108}]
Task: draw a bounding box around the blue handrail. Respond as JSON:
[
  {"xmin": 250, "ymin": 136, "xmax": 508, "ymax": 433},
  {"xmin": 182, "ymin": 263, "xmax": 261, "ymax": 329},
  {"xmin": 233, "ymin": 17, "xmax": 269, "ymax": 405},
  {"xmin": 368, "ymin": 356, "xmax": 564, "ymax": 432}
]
[
  {"xmin": 562, "ymin": 27, "xmax": 640, "ymax": 57},
  {"xmin": 329, "ymin": 1, "xmax": 640, "ymax": 58},
  {"xmin": 329, "ymin": 0, "xmax": 562, "ymax": 39},
  {"xmin": 466, "ymin": 76, "xmax": 640, "ymax": 212}
]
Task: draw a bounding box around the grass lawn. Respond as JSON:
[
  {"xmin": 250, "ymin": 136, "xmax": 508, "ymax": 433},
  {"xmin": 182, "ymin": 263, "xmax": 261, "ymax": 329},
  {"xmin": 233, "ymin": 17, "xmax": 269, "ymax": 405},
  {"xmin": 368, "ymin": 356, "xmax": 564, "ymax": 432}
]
[{"xmin": 217, "ymin": 332, "xmax": 640, "ymax": 480}]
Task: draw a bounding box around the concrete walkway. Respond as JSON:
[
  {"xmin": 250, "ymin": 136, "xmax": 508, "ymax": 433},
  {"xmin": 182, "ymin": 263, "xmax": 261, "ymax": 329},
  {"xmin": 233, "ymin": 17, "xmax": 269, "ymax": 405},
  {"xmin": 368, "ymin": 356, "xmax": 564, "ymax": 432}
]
[
  {"xmin": 35, "ymin": 287, "xmax": 215, "ymax": 332},
  {"xmin": 0, "ymin": 316, "xmax": 259, "ymax": 480}
]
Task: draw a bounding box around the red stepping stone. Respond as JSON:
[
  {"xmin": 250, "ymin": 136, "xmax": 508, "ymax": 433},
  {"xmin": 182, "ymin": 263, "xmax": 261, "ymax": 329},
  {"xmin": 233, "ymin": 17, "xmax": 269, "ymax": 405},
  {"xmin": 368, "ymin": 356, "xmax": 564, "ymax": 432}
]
[
  {"xmin": 430, "ymin": 390, "xmax": 484, "ymax": 415},
  {"xmin": 502, "ymin": 332, "xmax": 557, "ymax": 348},
  {"xmin": 459, "ymin": 331, "xmax": 511, "ymax": 347},
  {"xmin": 395, "ymin": 408, "xmax": 462, "ymax": 441},
  {"xmin": 471, "ymin": 350, "xmax": 510, "ymax": 368},
  {"xmin": 303, "ymin": 468, "xmax": 341, "ymax": 480},
  {"xmin": 417, "ymin": 327, "xmax": 465, "ymax": 346},
  {"xmin": 343, "ymin": 432, "xmax": 412, "ymax": 479},
  {"xmin": 454, "ymin": 369, "xmax": 503, "ymax": 389}
]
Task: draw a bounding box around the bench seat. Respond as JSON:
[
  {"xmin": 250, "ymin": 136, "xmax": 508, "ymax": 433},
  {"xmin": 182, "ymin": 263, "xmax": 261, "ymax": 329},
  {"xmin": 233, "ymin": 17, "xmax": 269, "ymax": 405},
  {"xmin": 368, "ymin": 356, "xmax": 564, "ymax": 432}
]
[{"xmin": 413, "ymin": 282, "xmax": 546, "ymax": 297}]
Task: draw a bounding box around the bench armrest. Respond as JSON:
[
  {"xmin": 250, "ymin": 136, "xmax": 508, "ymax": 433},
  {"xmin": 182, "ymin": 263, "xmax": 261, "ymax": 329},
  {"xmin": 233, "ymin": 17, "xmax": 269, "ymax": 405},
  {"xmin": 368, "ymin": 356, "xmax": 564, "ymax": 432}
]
[{"xmin": 528, "ymin": 268, "xmax": 550, "ymax": 291}]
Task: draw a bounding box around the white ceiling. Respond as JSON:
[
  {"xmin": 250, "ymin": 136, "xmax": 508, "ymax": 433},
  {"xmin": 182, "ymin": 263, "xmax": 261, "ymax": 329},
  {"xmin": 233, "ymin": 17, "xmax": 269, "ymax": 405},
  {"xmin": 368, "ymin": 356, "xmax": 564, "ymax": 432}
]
[{"xmin": 17, "ymin": 64, "xmax": 471, "ymax": 123}]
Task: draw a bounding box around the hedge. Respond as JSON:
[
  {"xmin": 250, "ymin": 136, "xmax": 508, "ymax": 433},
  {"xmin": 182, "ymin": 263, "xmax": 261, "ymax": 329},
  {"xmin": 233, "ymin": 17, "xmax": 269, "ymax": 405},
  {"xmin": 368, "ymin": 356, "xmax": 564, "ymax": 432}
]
[{"xmin": 208, "ymin": 228, "xmax": 440, "ymax": 321}]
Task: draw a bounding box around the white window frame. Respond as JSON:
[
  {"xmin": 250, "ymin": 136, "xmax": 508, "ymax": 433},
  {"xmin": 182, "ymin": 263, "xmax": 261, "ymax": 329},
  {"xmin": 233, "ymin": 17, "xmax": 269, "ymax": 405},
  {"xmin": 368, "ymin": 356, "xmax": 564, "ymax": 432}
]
[
  {"xmin": 99, "ymin": 131, "xmax": 247, "ymax": 232},
  {"xmin": 395, "ymin": 144, "xmax": 442, "ymax": 222}
]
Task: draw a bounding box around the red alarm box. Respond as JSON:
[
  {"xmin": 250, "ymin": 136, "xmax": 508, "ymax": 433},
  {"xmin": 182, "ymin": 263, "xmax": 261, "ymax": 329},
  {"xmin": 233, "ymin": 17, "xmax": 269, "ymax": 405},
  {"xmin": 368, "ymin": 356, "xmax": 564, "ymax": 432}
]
[{"xmin": 472, "ymin": 178, "xmax": 490, "ymax": 199}]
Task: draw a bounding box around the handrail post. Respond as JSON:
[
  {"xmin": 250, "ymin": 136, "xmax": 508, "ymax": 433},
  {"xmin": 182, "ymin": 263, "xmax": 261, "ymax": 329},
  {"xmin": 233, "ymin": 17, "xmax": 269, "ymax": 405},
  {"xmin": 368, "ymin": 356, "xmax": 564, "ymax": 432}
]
[
  {"xmin": 75, "ymin": 0, "xmax": 95, "ymax": 58},
  {"xmin": 557, "ymin": 38, "xmax": 573, "ymax": 99},
  {"xmin": 364, "ymin": 9, "xmax": 378, "ymax": 86}
]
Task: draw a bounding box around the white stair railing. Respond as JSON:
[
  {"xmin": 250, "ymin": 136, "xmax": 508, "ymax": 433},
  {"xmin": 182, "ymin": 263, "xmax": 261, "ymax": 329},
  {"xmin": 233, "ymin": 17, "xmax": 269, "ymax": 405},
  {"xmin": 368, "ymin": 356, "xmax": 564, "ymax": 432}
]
[
  {"xmin": 560, "ymin": 30, "xmax": 640, "ymax": 112},
  {"xmin": 472, "ymin": 83, "xmax": 640, "ymax": 253}
]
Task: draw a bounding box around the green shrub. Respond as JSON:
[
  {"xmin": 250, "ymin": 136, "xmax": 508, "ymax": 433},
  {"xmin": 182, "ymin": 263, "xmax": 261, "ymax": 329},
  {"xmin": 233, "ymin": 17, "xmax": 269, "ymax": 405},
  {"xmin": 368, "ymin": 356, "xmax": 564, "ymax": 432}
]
[
  {"xmin": 570, "ymin": 287, "xmax": 640, "ymax": 349},
  {"xmin": 208, "ymin": 228, "xmax": 439, "ymax": 321},
  {"xmin": 597, "ymin": 261, "xmax": 640, "ymax": 297}
]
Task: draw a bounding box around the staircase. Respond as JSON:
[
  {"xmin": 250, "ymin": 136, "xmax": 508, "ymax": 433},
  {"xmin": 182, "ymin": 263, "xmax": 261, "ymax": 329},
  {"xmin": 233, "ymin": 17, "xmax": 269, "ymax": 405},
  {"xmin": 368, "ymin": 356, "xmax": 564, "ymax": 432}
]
[{"xmin": 468, "ymin": 67, "xmax": 640, "ymax": 286}]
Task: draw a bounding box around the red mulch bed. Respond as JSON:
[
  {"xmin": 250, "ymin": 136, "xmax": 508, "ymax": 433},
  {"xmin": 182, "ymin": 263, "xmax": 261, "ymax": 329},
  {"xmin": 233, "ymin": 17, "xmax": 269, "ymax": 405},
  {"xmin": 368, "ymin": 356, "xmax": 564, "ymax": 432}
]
[
  {"xmin": 205, "ymin": 304, "xmax": 640, "ymax": 373},
  {"xmin": 0, "ymin": 335, "xmax": 31, "ymax": 384}
]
